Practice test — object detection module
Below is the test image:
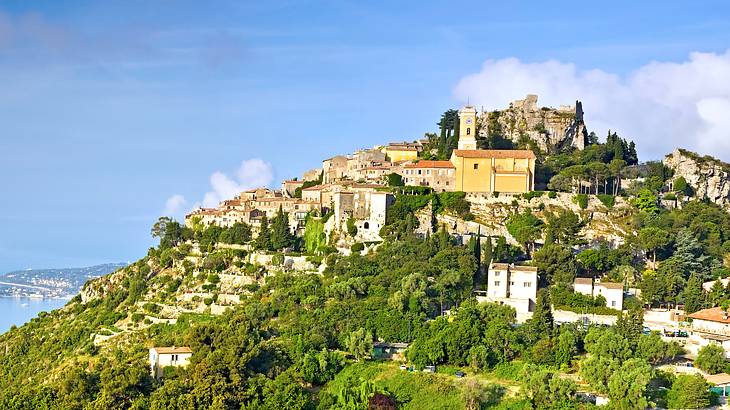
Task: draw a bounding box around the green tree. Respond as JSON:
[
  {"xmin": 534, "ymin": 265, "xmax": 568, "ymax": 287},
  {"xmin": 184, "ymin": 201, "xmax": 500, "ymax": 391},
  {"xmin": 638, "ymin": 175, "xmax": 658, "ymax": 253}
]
[
  {"xmin": 695, "ymin": 344, "xmax": 727, "ymax": 374},
  {"xmin": 607, "ymin": 358, "xmax": 653, "ymax": 410},
  {"xmin": 580, "ymin": 355, "xmax": 619, "ymax": 393},
  {"xmin": 638, "ymin": 227, "xmax": 670, "ymax": 264},
  {"xmin": 270, "ymin": 206, "xmax": 295, "ymax": 250},
  {"xmin": 632, "ymin": 189, "xmax": 660, "ymax": 215},
  {"xmin": 667, "ymin": 374, "xmax": 711, "ymax": 409},
  {"xmin": 386, "ymin": 172, "xmax": 404, "ymax": 187},
  {"xmin": 533, "ymin": 244, "xmax": 577, "ymax": 285},
  {"xmin": 521, "ymin": 365, "xmax": 577, "ymax": 409},
  {"xmin": 347, "ymin": 328, "xmax": 373, "ymax": 361},
  {"xmin": 506, "ymin": 210, "xmax": 544, "ymax": 256},
  {"xmin": 254, "ymin": 215, "xmax": 272, "ymax": 250},
  {"xmin": 683, "ymin": 273, "xmax": 706, "ymax": 314}
]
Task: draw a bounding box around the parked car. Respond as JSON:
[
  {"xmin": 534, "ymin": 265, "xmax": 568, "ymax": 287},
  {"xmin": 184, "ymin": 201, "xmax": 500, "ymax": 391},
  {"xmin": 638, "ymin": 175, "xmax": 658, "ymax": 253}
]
[
  {"xmin": 399, "ymin": 364, "xmax": 408, "ymax": 371},
  {"xmin": 642, "ymin": 326, "xmax": 651, "ymax": 334},
  {"xmin": 455, "ymin": 371, "xmax": 465, "ymax": 378},
  {"xmin": 423, "ymin": 365, "xmax": 436, "ymax": 373}
]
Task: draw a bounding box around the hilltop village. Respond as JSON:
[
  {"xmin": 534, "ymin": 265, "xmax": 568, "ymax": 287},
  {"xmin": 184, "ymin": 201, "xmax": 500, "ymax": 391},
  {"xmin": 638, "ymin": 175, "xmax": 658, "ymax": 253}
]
[
  {"xmin": 185, "ymin": 103, "xmax": 536, "ymax": 244},
  {"xmin": 6, "ymin": 94, "xmax": 730, "ymax": 409}
]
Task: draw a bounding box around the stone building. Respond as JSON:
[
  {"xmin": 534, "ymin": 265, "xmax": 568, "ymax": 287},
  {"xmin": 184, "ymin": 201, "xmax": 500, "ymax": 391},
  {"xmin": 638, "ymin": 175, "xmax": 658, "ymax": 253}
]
[
  {"xmin": 400, "ymin": 160, "xmax": 455, "ymax": 192},
  {"xmin": 322, "ymin": 156, "xmax": 349, "ymax": 184}
]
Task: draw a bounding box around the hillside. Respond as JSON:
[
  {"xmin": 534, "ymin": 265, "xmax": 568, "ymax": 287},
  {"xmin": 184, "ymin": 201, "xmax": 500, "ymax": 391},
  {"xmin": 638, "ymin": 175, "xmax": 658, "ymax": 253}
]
[{"xmin": 1, "ymin": 98, "xmax": 728, "ymax": 408}]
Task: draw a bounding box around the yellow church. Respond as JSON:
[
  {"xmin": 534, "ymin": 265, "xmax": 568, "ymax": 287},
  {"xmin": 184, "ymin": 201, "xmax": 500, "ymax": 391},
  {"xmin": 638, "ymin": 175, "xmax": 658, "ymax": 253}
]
[{"xmin": 449, "ymin": 106, "xmax": 536, "ymax": 193}]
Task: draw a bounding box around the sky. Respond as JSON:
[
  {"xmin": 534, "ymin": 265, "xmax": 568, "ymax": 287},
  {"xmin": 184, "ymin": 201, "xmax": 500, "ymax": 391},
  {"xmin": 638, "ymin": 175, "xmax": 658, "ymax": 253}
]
[{"xmin": 1, "ymin": 0, "xmax": 730, "ymax": 272}]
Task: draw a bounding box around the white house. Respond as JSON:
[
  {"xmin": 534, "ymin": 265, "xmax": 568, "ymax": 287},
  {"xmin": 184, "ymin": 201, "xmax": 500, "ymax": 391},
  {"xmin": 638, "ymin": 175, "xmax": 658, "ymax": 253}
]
[
  {"xmin": 573, "ymin": 278, "xmax": 624, "ymax": 311},
  {"xmin": 479, "ymin": 262, "xmax": 538, "ymax": 321},
  {"xmin": 687, "ymin": 307, "xmax": 730, "ymax": 359},
  {"xmin": 149, "ymin": 346, "xmax": 193, "ymax": 378}
]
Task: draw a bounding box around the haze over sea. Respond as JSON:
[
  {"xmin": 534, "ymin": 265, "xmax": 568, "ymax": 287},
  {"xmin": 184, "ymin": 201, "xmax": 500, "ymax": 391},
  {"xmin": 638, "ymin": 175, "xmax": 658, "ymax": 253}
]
[{"xmin": 0, "ymin": 297, "xmax": 68, "ymax": 334}]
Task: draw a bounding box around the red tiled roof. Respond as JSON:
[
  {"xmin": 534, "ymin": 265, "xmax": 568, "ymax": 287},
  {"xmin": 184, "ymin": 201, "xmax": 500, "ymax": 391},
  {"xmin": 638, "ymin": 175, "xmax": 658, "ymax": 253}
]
[
  {"xmin": 404, "ymin": 160, "xmax": 455, "ymax": 169},
  {"xmin": 689, "ymin": 307, "xmax": 730, "ymax": 324},
  {"xmin": 452, "ymin": 149, "xmax": 536, "ymax": 159}
]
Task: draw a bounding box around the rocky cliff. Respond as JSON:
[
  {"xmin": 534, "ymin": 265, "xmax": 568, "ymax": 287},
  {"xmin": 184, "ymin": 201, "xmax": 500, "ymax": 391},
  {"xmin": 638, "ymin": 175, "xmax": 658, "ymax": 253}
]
[
  {"xmin": 664, "ymin": 148, "xmax": 730, "ymax": 208},
  {"xmin": 478, "ymin": 94, "xmax": 587, "ymax": 152}
]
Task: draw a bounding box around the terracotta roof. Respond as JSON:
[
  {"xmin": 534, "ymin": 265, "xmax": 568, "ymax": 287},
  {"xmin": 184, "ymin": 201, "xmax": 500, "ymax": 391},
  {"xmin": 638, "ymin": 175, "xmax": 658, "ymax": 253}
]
[
  {"xmin": 689, "ymin": 307, "xmax": 730, "ymax": 324},
  {"xmin": 386, "ymin": 146, "xmax": 418, "ymax": 151},
  {"xmin": 302, "ymin": 184, "xmax": 329, "ymax": 191},
  {"xmin": 452, "ymin": 149, "xmax": 536, "ymax": 159},
  {"xmin": 490, "ymin": 263, "xmax": 509, "ymax": 270},
  {"xmin": 152, "ymin": 346, "xmax": 193, "ymax": 354},
  {"xmin": 595, "ymin": 281, "xmax": 624, "ymax": 290},
  {"xmin": 283, "ymin": 179, "xmax": 304, "ymax": 184},
  {"xmin": 705, "ymin": 373, "xmax": 730, "ymax": 385},
  {"xmin": 574, "ymin": 277, "xmax": 593, "ymax": 285},
  {"xmin": 404, "ymin": 160, "xmax": 455, "ymax": 169}
]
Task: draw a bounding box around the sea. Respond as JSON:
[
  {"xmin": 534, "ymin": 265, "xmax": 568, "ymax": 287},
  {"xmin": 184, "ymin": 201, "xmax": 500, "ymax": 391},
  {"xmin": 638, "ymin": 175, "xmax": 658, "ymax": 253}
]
[{"xmin": 0, "ymin": 297, "xmax": 69, "ymax": 334}]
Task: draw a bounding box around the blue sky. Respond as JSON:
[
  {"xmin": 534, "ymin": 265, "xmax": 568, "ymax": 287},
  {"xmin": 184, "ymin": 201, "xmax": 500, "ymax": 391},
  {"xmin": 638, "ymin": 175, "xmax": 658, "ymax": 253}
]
[{"xmin": 1, "ymin": 0, "xmax": 730, "ymax": 272}]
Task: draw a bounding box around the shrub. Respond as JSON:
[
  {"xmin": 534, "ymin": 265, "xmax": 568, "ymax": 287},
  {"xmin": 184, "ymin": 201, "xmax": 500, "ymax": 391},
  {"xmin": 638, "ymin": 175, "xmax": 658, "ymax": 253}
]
[
  {"xmin": 493, "ymin": 192, "xmax": 500, "ymax": 198},
  {"xmin": 597, "ymin": 194, "xmax": 615, "ymax": 208},
  {"xmin": 271, "ymin": 253, "xmax": 285, "ymax": 266},
  {"xmin": 548, "ymin": 191, "xmax": 557, "ymax": 199},
  {"xmin": 204, "ymin": 298, "xmax": 214, "ymax": 306},
  {"xmin": 664, "ymin": 193, "xmax": 677, "ymax": 200},
  {"xmin": 574, "ymin": 194, "xmax": 589, "ymax": 209},
  {"xmin": 346, "ymin": 218, "xmax": 358, "ymax": 237},
  {"xmin": 522, "ymin": 191, "xmax": 545, "ymax": 201},
  {"xmin": 131, "ymin": 313, "xmax": 145, "ymax": 323},
  {"xmin": 351, "ymin": 242, "xmax": 365, "ymax": 253}
]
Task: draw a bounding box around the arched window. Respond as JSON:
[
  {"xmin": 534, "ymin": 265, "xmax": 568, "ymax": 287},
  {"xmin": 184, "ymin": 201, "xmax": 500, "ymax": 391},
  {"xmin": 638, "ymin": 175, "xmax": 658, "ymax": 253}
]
[
  {"xmin": 364, "ymin": 222, "xmax": 370, "ymax": 229},
  {"xmin": 466, "ymin": 128, "xmax": 471, "ymax": 135}
]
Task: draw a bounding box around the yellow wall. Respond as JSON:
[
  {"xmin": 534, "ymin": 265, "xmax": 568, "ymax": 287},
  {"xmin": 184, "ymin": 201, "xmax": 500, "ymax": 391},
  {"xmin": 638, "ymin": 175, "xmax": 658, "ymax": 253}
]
[
  {"xmin": 452, "ymin": 155, "xmax": 493, "ymax": 192},
  {"xmin": 494, "ymin": 175, "xmax": 529, "ymax": 192},
  {"xmin": 451, "ymin": 153, "xmax": 535, "ymax": 193},
  {"xmin": 384, "ymin": 149, "xmax": 418, "ymax": 163}
]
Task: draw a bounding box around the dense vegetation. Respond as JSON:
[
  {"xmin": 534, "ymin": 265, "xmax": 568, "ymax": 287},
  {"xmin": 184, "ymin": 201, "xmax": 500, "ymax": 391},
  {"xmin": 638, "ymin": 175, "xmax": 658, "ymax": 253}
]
[{"xmin": 4, "ymin": 106, "xmax": 730, "ymax": 409}]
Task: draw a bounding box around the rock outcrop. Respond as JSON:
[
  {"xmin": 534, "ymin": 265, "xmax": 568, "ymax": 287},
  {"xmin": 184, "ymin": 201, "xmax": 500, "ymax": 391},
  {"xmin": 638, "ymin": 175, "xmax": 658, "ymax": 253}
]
[
  {"xmin": 479, "ymin": 94, "xmax": 587, "ymax": 152},
  {"xmin": 664, "ymin": 148, "xmax": 730, "ymax": 208}
]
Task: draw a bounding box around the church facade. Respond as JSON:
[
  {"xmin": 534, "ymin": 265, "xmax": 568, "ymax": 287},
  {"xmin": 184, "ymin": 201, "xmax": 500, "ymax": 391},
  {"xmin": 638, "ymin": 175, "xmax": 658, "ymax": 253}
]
[{"xmin": 402, "ymin": 105, "xmax": 536, "ymax": 193}]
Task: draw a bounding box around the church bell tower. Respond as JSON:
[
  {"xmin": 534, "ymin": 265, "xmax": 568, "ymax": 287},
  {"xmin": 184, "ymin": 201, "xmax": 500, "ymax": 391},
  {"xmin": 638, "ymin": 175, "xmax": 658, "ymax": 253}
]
[{"xmin": 457, "ymin": 105, "xmax": 477, "ymax": 150}]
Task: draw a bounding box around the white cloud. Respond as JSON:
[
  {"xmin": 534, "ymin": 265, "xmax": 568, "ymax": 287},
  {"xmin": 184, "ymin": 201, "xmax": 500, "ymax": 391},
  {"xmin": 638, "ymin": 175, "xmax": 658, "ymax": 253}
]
[
  {"xmin": 162, "ymin": 194, "xmax": 187, "ymax": 217},
  {"xmin": 453, "ymin": 50, "xmax": 730, "ymax": 162},
  {"xmin": 201, "ymin": 158, "xmax": 274, "ymax": 208}
]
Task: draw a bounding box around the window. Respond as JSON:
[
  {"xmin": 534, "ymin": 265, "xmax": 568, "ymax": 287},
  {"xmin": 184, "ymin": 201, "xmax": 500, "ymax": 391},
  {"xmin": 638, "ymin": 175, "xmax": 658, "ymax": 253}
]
[
  {"xmin": 364, "ymin": 222, "xmax": 370, "ymax": 229},
  {"xmin": 611, "ymin": 301, "xmax": 616, "ymax": 307},
  {"xmin": 466, "ymin": 128, "xmax": 471, "ymax": 135},
  {"xmin": 510, "ymin": 281, "xmax": 515, "ymax": 286},
  {"xmin": 494, "ymin": 271, "xmax": 500, "ymax": 276},
  {"xmin": 418, "ymin": 170, "xmax": 422, "ymax": 175},
  {"xmin": 494, "ymin": 281, "xmax": 500, "ymax": 286},
  {"xmin": 524, "ymin": 282, "xmax": 532, "ymax": 287},
  {"xmin": 473, "ymin": 163, "xmax": 479, "ymax": 170}
]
